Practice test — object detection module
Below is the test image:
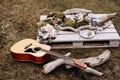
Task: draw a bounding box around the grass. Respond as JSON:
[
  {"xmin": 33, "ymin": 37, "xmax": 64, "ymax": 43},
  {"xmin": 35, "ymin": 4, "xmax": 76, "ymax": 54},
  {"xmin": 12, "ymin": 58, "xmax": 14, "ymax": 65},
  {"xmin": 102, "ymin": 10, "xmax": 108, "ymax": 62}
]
[{"xmin": 0, "ymin": 0, "xmax": 120, "ymax": 80}]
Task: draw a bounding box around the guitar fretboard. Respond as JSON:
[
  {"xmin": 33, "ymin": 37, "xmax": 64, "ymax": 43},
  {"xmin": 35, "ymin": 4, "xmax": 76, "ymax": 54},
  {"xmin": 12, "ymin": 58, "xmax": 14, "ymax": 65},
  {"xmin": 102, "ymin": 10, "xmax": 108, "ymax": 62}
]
[{"xmin": 41, "ymin": 48, "xmax": 71, "ymax": 60}]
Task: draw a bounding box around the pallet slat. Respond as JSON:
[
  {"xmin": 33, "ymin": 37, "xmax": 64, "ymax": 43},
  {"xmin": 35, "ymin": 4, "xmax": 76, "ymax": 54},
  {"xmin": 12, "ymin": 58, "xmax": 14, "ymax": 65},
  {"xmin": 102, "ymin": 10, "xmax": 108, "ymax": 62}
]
[
  {"xmin": 99, "ymin": 28, "xmax": 117, "ymax": 33},
  {"xmin": 58, "ymin": 28, "xmax": 117, "ymax": 35},
  {"xmin": 51, "ymin": 33, "xmax": 120, "ymax": 42}
]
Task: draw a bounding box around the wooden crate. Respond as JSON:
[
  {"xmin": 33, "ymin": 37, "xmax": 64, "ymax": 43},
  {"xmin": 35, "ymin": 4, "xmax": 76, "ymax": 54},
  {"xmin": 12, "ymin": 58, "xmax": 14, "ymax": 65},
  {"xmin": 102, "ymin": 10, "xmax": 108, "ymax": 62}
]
[{"xmin": 37, "ymin": 14, "xmax": 120, "ymax": 49}]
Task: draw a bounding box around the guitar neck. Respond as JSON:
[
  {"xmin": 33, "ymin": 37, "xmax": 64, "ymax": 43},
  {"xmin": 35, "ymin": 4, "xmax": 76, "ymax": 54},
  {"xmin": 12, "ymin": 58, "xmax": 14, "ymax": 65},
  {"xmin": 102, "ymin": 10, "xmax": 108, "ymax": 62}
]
[{"xmin": 41, "ymin": 48, "xmax": 71, "ymax": 60}]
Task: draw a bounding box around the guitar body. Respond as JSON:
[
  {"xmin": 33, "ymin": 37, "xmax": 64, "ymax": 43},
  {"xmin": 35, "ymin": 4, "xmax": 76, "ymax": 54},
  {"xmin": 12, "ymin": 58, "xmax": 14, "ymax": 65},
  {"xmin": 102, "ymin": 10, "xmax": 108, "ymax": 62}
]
[
  {"xmin": 11, "ymin": 39, "xmax": 51, "ymax": 64},
  {"xmin": 11, "ymin": 52, "xmax": 49, "ymax": 63}
]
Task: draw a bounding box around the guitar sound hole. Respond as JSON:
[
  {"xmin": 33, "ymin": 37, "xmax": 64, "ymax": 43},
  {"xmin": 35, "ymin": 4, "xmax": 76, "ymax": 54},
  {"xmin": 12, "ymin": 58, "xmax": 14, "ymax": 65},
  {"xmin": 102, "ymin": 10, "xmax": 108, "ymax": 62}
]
[
  {"xmin": 24, "ymin": 48, "xmax": 35, "ymax": 53},
  {"xmin": 34, "ymin": 47, "xmax": 41, "ymax": 51},
  {"xmin": 24, "ymin": 47, "xmax": 41, "ymax": 53}
]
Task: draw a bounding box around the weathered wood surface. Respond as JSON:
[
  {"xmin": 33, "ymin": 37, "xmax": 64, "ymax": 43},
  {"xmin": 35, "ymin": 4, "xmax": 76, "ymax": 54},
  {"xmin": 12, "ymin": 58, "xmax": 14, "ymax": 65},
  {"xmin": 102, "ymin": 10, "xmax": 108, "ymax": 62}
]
[
  {"xmin": 42, "ymin": 49, "xmax": 110, "ymax": 76},
  {"xmin": 49, "ymin": 33, "xmax": 120, "ymax": 42}
]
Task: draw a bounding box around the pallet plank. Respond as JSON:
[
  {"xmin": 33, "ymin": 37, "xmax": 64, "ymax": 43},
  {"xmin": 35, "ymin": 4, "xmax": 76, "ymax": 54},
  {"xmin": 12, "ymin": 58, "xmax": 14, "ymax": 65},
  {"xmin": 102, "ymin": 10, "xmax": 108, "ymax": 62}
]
[
  {"xmin": 51, "ymin": 33, "xmax": 120, "ymax": 42},
  {"xmin": 58, "ymin": 28, "xmax": 117, "ymax": 35},
  {"xmin": 98, "ymin": 28, "xmax": 117, "ymax": 33}
]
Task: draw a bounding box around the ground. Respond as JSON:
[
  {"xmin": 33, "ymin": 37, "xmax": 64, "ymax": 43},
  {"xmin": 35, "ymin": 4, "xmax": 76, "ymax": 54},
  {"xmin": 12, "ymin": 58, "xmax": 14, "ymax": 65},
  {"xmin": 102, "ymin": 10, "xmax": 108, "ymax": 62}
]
[{"xmin": 0, "ymin": 0, "xmax": 120, "ymax": 80}]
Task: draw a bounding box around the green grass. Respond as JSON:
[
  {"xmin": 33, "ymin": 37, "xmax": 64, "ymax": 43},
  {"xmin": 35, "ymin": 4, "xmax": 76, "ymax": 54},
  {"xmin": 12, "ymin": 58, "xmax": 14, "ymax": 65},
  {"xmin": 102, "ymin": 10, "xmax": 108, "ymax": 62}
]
[{"xmin": 0, "ymin": 0, "xmax": 120, "ymax": 80}]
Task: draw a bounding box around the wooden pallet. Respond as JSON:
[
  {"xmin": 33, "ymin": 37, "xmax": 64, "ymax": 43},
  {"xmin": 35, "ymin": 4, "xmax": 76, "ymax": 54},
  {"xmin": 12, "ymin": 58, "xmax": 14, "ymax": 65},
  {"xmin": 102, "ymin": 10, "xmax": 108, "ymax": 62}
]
[{"xmin": 37, "ymin": 14, "xmax": 120, "ymax": 49}]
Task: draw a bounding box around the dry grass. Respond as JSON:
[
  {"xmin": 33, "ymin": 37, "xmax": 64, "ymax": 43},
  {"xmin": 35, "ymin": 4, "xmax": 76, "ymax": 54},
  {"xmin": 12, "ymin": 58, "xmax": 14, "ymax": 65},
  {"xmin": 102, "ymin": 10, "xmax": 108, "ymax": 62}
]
[{"xmin": 0, "ymin": 0, "xmax": 120, "ymax": 80}]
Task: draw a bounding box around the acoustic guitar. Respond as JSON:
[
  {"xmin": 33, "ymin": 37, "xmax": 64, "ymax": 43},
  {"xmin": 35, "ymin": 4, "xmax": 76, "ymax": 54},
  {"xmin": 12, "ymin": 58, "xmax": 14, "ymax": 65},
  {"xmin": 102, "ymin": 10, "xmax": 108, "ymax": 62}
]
[
  {"xmin": 11, "ymin": 39, "xmax": 51, "ymax": 63},
  {"xmin": 10, "ymin": 39, "xmax": 102, "ymax": 76}
]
